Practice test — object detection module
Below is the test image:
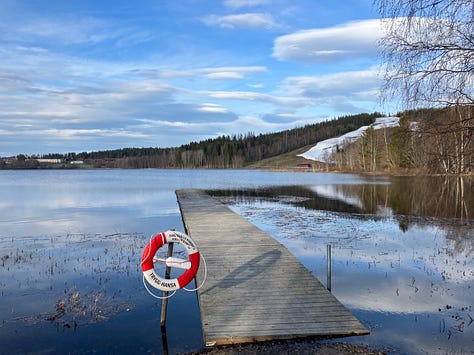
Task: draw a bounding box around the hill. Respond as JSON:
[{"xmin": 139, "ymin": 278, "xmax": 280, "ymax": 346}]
[
  {"xmin": 298, "ymin": 117, "xmax": 399, "ymax": 162},
  {"xmin": 245, "ymin": 144, "xmax": 316, "ymax": 170},
  {"xmin": 250, "ymin": 106, "xmax": 473, "ymax": 174},
  {"xmin": 3, "ymin": 106, "xmax": 471, "ymax": 174},
  {"xmin": 39, "ymin": 112, "xmax": 381, "ymax": 169}
]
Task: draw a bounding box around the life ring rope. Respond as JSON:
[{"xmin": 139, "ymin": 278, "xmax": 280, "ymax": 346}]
[
  {"xmin": 141, "ymin": 230, "xmax": 207, "ymax": 298},
  {"xmin": 153, "ymin": 256, "xmax": 192, "ymax": 270},
  {"xmin": 182, "ymin": 254, "xmax": 207, "ymax": 292}
]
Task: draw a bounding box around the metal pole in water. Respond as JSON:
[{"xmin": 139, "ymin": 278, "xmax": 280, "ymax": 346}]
[
  {"xmin": 160, "ymin": 242, "xmax": 174, "ymax": 327},
  {"xmin": 327, "ymin": 244, "xmax": 332, "ymax": 292}
]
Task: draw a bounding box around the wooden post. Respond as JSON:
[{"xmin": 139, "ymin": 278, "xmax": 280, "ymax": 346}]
[
  {"xmin": 160, "ymin": 242, "xmax": 174, "ymax": 327},
  {"xmin": 160, "ymin": 325, "xmax": 169, "ymax": 355},
  {"xmin": 327, "ymin": 244, "xmax": 332, "ymax": 292}
]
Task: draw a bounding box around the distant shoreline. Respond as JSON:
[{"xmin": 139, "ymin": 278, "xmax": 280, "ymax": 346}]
[{"xmin": 1, "ymin": 163, "xmax": 472, "ymax": 177}]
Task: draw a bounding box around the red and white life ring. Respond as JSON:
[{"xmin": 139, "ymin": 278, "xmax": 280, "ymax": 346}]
[{"xmin": 141, "ymin": 230, "xmax": 200, "ymax": 292}]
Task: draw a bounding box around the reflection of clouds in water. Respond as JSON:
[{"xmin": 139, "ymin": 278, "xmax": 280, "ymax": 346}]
[
  {"xmin": 0, "ymin": 232, "xmax": 146, "ymax": 338},
  {"xmin": 334, "ymin": 269, "xmax": 471, "ymax": 313},
  {"xmin": 229, "ymin": 201, "xmax": 474, "ymax": 308},
  {"xmin": 2, "ymin": 210, "xmax": 179, "ymax": 236},
  {"xmin": 310, "ymin": 185, "xmax": 364, "ymax": 209},
  {"xmin": 2, "ymin": 189, "xmax": 178, "ymax": 215},
  {"xmin": 0, "ymin": 187, "xmax": 180, "ymax": 236},
  {"xmin": 309, "ymin": 184, "xmax": 396, "ymax": 217},
  {"xmin": 1, "ymin": 233, "xmax": 145, "ymax": 294},
  {"xmin": 354, "ymin": 311, "xmax": 467, "ymax": 355},
  {"xmin": 230, "ymin": 200, "xmax": 474, "ymax": 353},
  {"xmin": 230, "ymin": 201, "xmax": 472, "ymax": 279}
]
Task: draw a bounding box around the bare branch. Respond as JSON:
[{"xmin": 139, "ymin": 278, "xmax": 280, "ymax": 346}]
[{"xmin": 376, "ymin": 0, "xmax": 474, "ymax": 107}]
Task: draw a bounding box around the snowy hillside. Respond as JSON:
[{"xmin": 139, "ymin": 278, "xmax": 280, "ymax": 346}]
[{"xmin": 298, "ymin": 116, "xmax": 399, "ymax": 162}]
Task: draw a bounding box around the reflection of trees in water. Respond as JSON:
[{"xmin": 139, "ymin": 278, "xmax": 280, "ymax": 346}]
[
  {"xmin": 332, "ymin": 177, "xmax": 473, "ymax": 238},
  {"xmin": 315, "ymin": 176, "xmax": 472, "ymax": 220},
  {"xmin": 209, "ymin": 175, "xmax": 473, "ymax": 239},
  {"xmin": 387, "ymin": 176, "xmax": 472, "ymax": 220}
]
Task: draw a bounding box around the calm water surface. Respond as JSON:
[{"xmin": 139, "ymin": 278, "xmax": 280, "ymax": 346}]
[{"xmin": 0, "ymin": 170, "xmax": 472, "ymax": 354}]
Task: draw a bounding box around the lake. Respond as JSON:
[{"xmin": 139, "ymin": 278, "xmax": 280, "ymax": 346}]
[{"xmin": 0, "ymin": 169, "xmax": 472, "ymax": 354}]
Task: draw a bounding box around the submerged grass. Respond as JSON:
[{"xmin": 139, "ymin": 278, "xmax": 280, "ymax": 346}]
[{"xmin": 1, "ymin": 232, "xmax": 143, "ymax": 330}]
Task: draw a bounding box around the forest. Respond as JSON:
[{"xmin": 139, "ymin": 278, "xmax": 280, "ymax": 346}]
[
  {"xmin": 330, "ymin": 106, "xmax": 473, "ymax": 175},
  {"xmin": 8, "ymin": 112, "xmax": 379, "ymax": 169},
  {"xmin": 2, "ymin": 107, "xmax": 472, "ymax": 174}
]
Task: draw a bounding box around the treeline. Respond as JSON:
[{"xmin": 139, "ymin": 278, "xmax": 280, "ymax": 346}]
[
  {"xmin": 5, "ymin": 108, "xmax": 470, "ymax": 173},
  {"xmin": 331, "ymin": 106, "xmax": 473, "ymax": 174},
  {"xmin": 47, "ymin": 112, "xmax": 380, "ymax": 169}
]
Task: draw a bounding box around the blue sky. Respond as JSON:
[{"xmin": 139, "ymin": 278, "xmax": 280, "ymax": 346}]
[{"xmin": 0, "ymin": 0, "xmax": 387, "ymax": 156}]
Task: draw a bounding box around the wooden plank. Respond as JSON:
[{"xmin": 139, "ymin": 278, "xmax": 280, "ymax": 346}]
[{"xmin": 176, "ymin": 189, "xmax": 369, "ymax": 346}]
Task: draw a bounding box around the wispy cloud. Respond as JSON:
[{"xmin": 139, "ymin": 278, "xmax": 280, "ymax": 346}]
[
  {"xmin": 0, "ymin": 1, "xmax": 383, "ymax": 155},
  {"xmin": 2, "ymin": 16, "xmax": 111, "ymax": 45},
  {"xmin": 273, "ymin": 19, "xmax": 382, "ymax": 63},
  {"xmin": 224, "ymin": 0, "xmax": 272, "ymax": 9},
  {"xmin": 197, "ymin": 66, "xmax": 267, "ymax": 79},
  {"xmin": 281, "ymin": 68, "xmax": 382, "ymax": 98},
  {"xmin": 202, "ymin": 13, "xmax": 279, "ymax": 30},
  {"xmin": 280, "ymin": 68, "xmax": 383, "ymax": 112},
  {"xmin": 137, "ymin": 66, "xmax": 267, "ymax": 80},
  {"xmin": 0, "ymin": 13, "xmax": 153, "ymax": 49},
  {"xmin": 205, "ymin": 90, "xmax": 313, "ymax": 107},
  {"xmin": 41, "ymin": 128, "xmax": 149, "ymax": 140}
]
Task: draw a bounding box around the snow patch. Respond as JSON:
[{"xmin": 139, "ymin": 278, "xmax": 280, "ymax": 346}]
[{"xmin": 298, "ymin": 116, "xmax": 399, "ymax": 162}]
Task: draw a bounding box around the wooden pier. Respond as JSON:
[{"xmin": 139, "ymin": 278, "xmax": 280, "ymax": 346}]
[{"xmin": 175, "ymin": 189, "xmax": 369, "ymax": 346}]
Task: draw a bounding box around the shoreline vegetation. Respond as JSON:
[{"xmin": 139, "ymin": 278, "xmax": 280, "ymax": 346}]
[{"xmin": 1, "ymin": 107, "xmax": 472, "ymax": 175}]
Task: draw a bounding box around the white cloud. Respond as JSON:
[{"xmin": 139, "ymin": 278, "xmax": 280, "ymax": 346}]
[
  {"xmin": 0, "ymin": 13, "xmax": 154, "ymax": 52},
  {"xmin": 202, "ymin": 13, "xmax": 278, "ymax": 30},
  {"xmin": 205, "ymin": 90, "xmax": 313, "ymax": 107},
  {"xmin": 276, "ymin": 68, "xmax": 383, "ymax": 113},
  {"xmin": 5, "ymin": 17, "xmax": 112, "ymax": 45},
  {"xmin": 0, "ymin": 72, "xmax": 33, "ymax": 93},
  {"xmin": 281, "ymin": 68, "xmax": 382, "ymax": 100},
  {"xmin": 198, "ymin": 66, "xmax": 266, "ymax": 79},
  {"xmin": 134, "ymin": 114, "xmax": 296, "ymax": 143},
  {"xmin": 41, "ymin": 128, "xmax": 148, "ymax": 140},
  {"xmin": 141, "ymin": 66, "xmax": 266, "ymax": 80},
  {"xmin": 197, "ymin": 103, "xmax": 229, "ymax": 113},
  {"xmin": 0, "ymin": 4, "xmax": 386, "ymax": 155},
  {"xmin": 223, "ymin": 0, "xmax": 271, "ymax": 9},
  {"xmin": 14, "ymin": 46, "xmax": 48, "ymax": 54},
  {"xmin": 207, "ymin": 90, "xmax": 273, "ymax": 101},
  {"xmin": 273, "ymin": 19, "xmax": 382, "ymax": 63},
  {"xmin": 205, "ymin": 71, "xmax": 244, "ymax": 79}
]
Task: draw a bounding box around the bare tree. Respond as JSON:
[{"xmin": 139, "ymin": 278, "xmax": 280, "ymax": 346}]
[
  {"xmin": 376, "ymin": 0, "xmax": 474, "ymax": 107},
  {"xmin": 359, "ymin": 126, "xmax": 380, "ymax": 171},
  {"xmin": 376, "ymin": 0, "xmax": 473, "ymax": 173},
  {"xmin": 418, "ymin": 106, "xmax": 473, "ymax": 173}
]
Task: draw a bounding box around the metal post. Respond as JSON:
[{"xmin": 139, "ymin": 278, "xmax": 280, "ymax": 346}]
[
  {"xmin": 326, "ymin": 244, "xmax": 332, "ymax": 292},
  {"xmin": 160, "ymin": 242, "xmax": 174, "ymax": 327}
]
